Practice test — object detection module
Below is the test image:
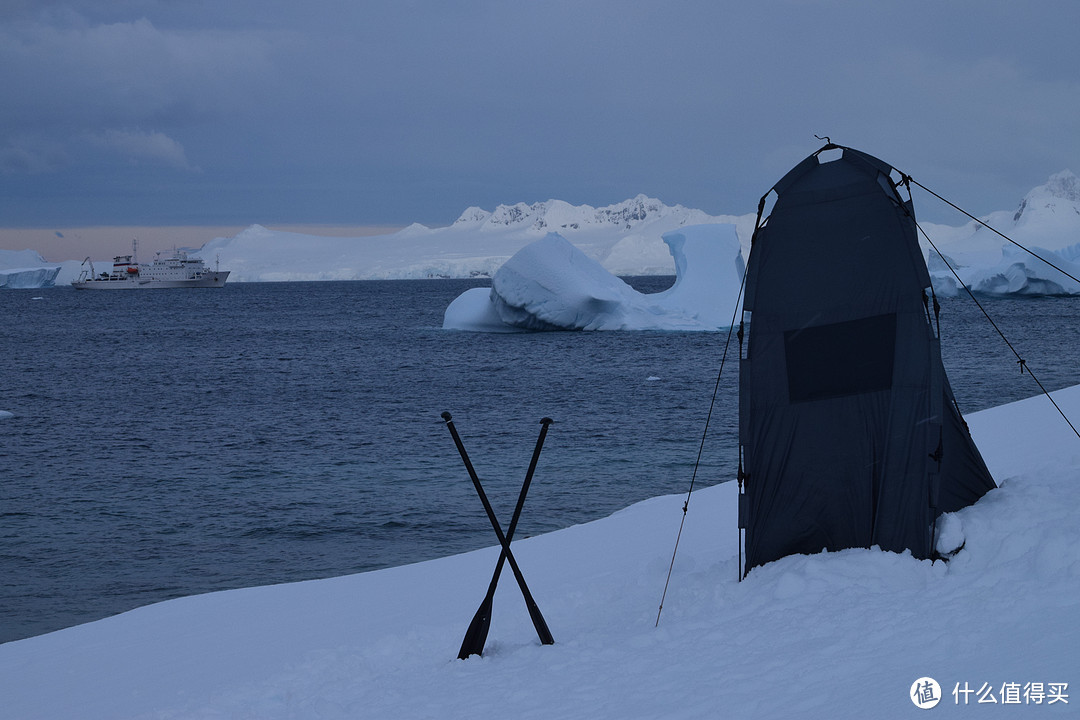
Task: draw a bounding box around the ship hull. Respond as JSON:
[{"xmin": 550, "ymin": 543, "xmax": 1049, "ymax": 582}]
[{"xmin": 72, "ymin": 271, "xmax": 230, "ymax": 290}]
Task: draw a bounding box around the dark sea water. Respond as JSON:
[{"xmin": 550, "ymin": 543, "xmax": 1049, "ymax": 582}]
[{"xmin": 1, "ymin": 279, "xmax": 1078, "ymax": 644}]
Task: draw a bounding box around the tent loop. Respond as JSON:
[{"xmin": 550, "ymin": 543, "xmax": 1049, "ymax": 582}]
[
  {"xmin": 932, "ymin": 292, "xmax": 941, "ymax": 338},
  {"xmin": 749, "ymin": 192, "xmax": 772, "ymax": 248}
]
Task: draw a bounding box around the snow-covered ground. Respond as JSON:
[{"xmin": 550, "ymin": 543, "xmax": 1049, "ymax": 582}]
[{"xmin": 2, "ymin": 385, "xmax": 1077, "ymax": 718}]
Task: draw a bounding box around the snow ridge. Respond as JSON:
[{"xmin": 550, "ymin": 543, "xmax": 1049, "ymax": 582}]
[
  {"xmin": 452, "ymin": 194, "xmax": 710, "ymax": 234},
  {"xmin": 1013, "ymin": 170, "xmax": 1080, "ymax": 222}
]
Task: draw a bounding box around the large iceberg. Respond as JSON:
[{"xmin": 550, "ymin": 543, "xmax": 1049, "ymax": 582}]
[
  {"xmin": 930, "ymin": 242, "xmax": 1080, "ymax": 297},
  {"xmin": 190, "ymin": 195, "xmax": 749, "ymax": 282},
  {"xmin": 443, "ymin": 224, "xmax": 744, "ymax": 331},
  {"xmin": 0, "ymin": 250, "xmax": 60, "ymax": 288},
  {"xmin": 925, "ymin": 169, "xmax": 1080, "ymax": 296}
]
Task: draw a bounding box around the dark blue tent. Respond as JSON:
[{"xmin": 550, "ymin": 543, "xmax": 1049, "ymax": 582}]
[{"xmin": 738, "ymin": 145, "xmax": 996, "ymax": 576}]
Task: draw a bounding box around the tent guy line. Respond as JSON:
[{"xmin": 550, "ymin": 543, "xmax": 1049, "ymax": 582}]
[
  {"xmin": 910, "ymin": 176, "xmax": 1080, "ymax": 288},
  {"xmin": 840, "ymin": 143, "xmax": 1080, "ymax": 441},
  {"xmin": 917, "ymin": 219, "xmax": 1080, "ymax": 441},
  {"xmin": 655, "ymin": 253, "xmax": 750, "ymax": 626}
]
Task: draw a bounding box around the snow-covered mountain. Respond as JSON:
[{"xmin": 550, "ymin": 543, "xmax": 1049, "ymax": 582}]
[
  {"xmin": 452, "ymin": 195, "xmax": 719, "ymax": 234},
  {"xmin": 1014, "ymin": 169, "xmax": 1080, "ymax": 226},
  {"xmin": 183, "ymin": 194, "xmax": 750, "ymax": 284},
  {"xmin": 3, "ymin": 175, "xmax": 1079, "ymax": 293},
  {"xmin": 927, "ymin": 170, "xmax": 1080, "ymax": 295}
]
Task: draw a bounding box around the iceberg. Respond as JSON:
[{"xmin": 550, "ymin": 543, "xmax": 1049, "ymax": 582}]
[
  {"xmin": 0, "ymin": 250, "xmax": 61, "ymax": 288},
  {"xmin": 929, "ymin": 242, "xmax": 1080, "ymax": 297},
  {"xmin": 188, "ymin": 196, "xmax": 748, "ymax": 283},
  {"xmin": 926, "ymin": 170, "xmax": 1080, "ymax": 296},
  {"xmin": 0, "ymin": 265, "xmax": 61, "ymax": 289},
  {"xmin": 443, "ymin": 224, "xmax": 745, "ymax": 331}
]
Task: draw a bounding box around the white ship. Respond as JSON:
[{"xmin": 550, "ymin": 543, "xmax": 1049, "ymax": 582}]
[{"xmin": 72, "ymin": 240, "xmax": 229, "ymax": 289}]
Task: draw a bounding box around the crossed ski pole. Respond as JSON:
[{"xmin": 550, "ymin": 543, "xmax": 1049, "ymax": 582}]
[{"xmin": 441, "ymin": 412, "xmax": 555, "ymax": 658}]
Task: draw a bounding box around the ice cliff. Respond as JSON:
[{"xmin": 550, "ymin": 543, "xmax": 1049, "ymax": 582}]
[{"xmin": 0, "ymin": 250, "xmax": 60, "ymax": 288}]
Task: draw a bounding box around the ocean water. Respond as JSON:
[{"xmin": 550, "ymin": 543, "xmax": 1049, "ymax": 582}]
[{"xmin": 1, "ymin": 280, "xmax": 1078, "ymax": 644}]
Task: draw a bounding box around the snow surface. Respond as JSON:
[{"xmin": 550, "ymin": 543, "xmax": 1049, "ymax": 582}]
[
  {"xmin": 2, "ymin": 386, "xmax": 1078, "ymax": 718},
  {"xmin": 2, "ymin": 173, "xmax": 1079, "ymax": 295},
  {"xmin": 444, "ymin": 225, "xmax": 745, "ymax": 331}
]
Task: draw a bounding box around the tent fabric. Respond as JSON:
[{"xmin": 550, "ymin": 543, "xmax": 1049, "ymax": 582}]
[{"xmin": 738, "ymin": 146, "xmax": 996, "ymax": 576}]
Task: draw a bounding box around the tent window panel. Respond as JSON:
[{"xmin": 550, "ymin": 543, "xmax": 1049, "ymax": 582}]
[{"xmin": 784, "ymin": 313, "xmax": 896, "ymax": 403}]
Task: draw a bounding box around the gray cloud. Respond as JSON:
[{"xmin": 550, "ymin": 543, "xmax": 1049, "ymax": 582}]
[
  {"xmin": 88, "ymin": 129, "xmax": 198, "ymax": 170},
  {"xmin": 1, "ymin": 0, "xmax": 1078, "ymax": 228}
]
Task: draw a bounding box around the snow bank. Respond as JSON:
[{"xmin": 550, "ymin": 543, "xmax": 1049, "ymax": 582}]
[
  {"xmin": 444, "ymin": 224, "xmax": 744, "ymax": 331},
  {"xmin": 1, "ymin": 386, "xmax": 1077, "ymax": 719}
]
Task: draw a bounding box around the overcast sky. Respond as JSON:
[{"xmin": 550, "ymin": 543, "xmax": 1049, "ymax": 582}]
[{"xmin": 2, "ymin": 0, "xmax": 1078, "ymax": 234}]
